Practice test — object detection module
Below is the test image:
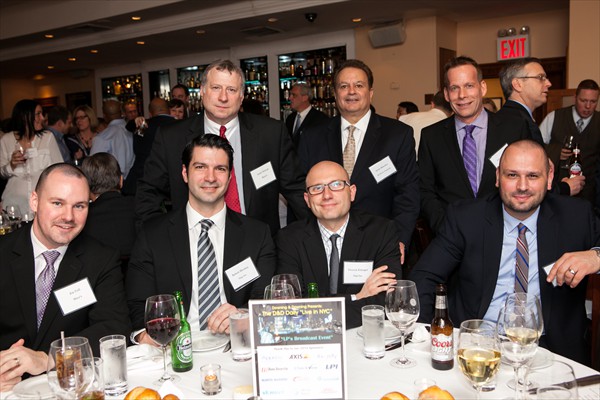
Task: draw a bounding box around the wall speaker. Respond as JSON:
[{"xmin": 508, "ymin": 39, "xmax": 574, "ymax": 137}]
[{"xmin": 368, "ymin": 21, "xmax": 406, "ymax": 48}]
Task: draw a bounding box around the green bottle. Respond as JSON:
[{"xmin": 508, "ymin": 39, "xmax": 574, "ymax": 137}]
[
  {"xmin": 171, "ymin": 291, "xmax": 193, "ymax": 372},
  {"xmin": 307, "ymin": 282, "xmax": 319, "ymax": 298}
]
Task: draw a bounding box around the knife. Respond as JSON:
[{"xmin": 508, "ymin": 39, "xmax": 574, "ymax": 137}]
[{"xmin": 527, "ymin": 374, "xmax": 600, "ymax": 394}]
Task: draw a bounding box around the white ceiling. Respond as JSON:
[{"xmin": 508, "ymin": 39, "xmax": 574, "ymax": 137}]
[{"xmin": 0, "ymin": 0, "xmax": 569, "ymax": 79}]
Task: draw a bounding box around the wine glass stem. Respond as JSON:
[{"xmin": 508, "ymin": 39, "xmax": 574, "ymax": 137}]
[
  {"xmin": 515, "ymin": 365, "xmax": 528, "ymax": 400},
  {"xmin": 160, "ymin": 345, "xmax": 170, "ymax": 381},
  {"xmin": 399, "ymin": 332, "xmax": 407, "ymax": 362},
  {"xmin": 475, "ymin": 386, "xmax": 482, "ymax": 400}
]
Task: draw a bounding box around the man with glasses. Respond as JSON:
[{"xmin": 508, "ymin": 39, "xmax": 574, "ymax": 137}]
[
  {"xmin": 285, "ymin": 82, "xmax": 329, "ymax": 149},
  {"xmin": 275, "ymin": 161, "xmax": 401, "ymax": 328}
]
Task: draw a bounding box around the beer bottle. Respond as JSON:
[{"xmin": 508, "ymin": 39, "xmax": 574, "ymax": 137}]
[
  {"xmin": 431, "ymin": 284, "xmax": 454, "ymax": 370},
  {"xmin": 307, "ymin": 282, "xmax": 319, "ymax": 298},
  {"xmin": 569, "ymin": 144, "xmax": 582, "ymax": 178},
  {"xmin": 171, "ymin": 291, "xmax": 193, "ymax": 372}
]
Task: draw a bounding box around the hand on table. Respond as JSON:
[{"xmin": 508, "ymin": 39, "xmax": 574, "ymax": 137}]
[
  {"xmin": 547, "ymin": 249, "xmax": 600, "ymax": 288},
  {"xmin": 0, "ymin": 339, "xmax": 48, "ymax": 392},
  {"xmin": 356, "ymin": 265, "xmax": 397, "ymax": 300},
  {"xmin": 207, "ymin": 303, "xmax": 238, "ymax": 334}
]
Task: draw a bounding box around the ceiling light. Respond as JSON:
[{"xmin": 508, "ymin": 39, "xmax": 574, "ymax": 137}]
[
  {"xmin": 131, "ymin": 16, "xmax": 141, "ymax": 21},
  {"xmin": 352, "ymin": 18, "xmax": 362, "ymax": 23},
  {"xmin": 267, "ymin": 17, "xmax": 278, "ymax": 23},
  {"xmin": 44, "ymin": 34, "xmax": 54, "ymax": 39},
  {"xmin": 90, "ymin": 49, "xmax": 99, "ymax": 54},
  {"xmin": 196, "ymin": 29, "xmax": 206, "ymax": 34},
  {"xmin": 47, "ymin": 66, "xmax": 55, "ymax": 70},
  {"xmin": 68, "ymin": 57, "xmax": 76, "ymax": 62},
  {"xmin": 136, "ymin": 41, "xmax": 145, "ymax": 45},
  {"xmin": 33, "ymin": 74, "xmax": 45, "ymax": 80}
]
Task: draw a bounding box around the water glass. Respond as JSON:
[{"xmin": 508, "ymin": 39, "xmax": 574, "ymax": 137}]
[
  {"xmin": 229, "ymin": 309, "xmax": 252, "ymax": 361},
  {"xmin": 361, "ymin": 305, "xmax": 385, "ymax": 359},
  {"xmin": 99, "ymin": 335, "xmax": 127, "ymax": 396}
]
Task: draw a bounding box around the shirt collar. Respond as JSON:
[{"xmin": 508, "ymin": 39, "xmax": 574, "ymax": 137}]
[
  {"xmin": 572, "ymin": 106, "xmax": 592, "ymax": 122},
  {"xmin": 510, "ymin": 99, "xmax": 534, "ymax": 119},
  {"xmin": 317, "ymin": 214, "xmax": 350, "ymax": 240},
  {"xmin": 297, "ymin": 106, "xmax": 312, "ymax": 120},
  {"xmin": 341, "ymin": 109, "xmax": 371, "ymax": 133},
  {"xmin": 502, "ymin": 205, "xmax": 540, "ymax": 235},
  {"xmin": 204, "ymin": 114, "xmax": 239, "ymax": 135},
  {"xmin": 186, "ymin": 202, "xmax": 227, "ymax": 232},
  {"xmin": 454, "ymin": 109, "xmax": 488, "ymax": 133}
]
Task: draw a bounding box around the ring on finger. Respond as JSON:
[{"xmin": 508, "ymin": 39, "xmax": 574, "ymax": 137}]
[
  {"xmin": 568, "ymin": 268, "xmax": 576, "ymax": 276},
  {"xmin": 14, "ymin": 357, "xmax": 19, "ymax": 366}
]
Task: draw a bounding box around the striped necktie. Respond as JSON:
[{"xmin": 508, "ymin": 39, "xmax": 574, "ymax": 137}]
[
  {"xmin": 462, "ymin": 125, "xmax": 478, "ymax": 196},
  {"xmin": 197, "ymin": 219, "xmax": 220, "ymax": 330},
  {"xmin": 515, "ymin": 223, "xmax": 529, "ymax": 293},
  {"xmin": 36, "ymin": 250, "xmax": 60, "ymax": 329},
  {"xmin": 576, "ymin": 118, "xmax": 584, "ymax": 133}
]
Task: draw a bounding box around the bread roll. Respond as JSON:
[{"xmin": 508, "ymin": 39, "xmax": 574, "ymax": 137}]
[
  {"xmin": 124, "ymin": 386, "xmax": 161, "ymax": 400},
  {"xmin": 380, "ymin": 391, "xmax": 410, "ymax": 400},
  {"xmin": 418, "ymin": 385, "xmax": 454, "ymax": 400}
]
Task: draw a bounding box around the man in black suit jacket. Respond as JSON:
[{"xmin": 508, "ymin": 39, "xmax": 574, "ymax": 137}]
[
  {"xmin": 136, "ymin": 59, "xmax": 307, "ymax": 235},
  {"xmin": 276, "ymin": 161, "xmax": 401, "ymax": 328},
  {"xmin": 419, "ymin": 56, "xmax": 530, "ymax": 233},
  {"xmin": 0, "ymin": 164, "xmax": 130, "ymax": 391},
  {"xmin": 128, "ymin": 134, "xmax": 275, "ymax": 344},
  {"xmin": 298, "ymin": 60, "xmax": 418, "ymax": 261},
  {"xmin": 412, "ymin": 140, "xmax": 600, "ymax": 363},
  {"xmin": 285, "ymin": 82, "xmax": 329, "ymax": 148}
]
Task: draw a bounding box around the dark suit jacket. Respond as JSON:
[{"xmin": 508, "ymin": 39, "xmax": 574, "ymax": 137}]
[
  {"xmin": 410, "ymin": 193, "xmax": 600, "ymax": 363},
  {"xmin": 126, "ymin": 207, "xmax": 276, "ymax": 330},
  {"xmin": 81, "ymin": 191, "xmax": 136, "ymax": 258},
  {"xmin": 135, "ymin": 112, "xmax": 308, "ymax": 235},
  {"xmin": 0, "ymin": 227, "xmax": 131, "ymax": 355},
  {"xmin": 285, "ymin": 107, "xmax": 330, "ymax": 148},
  {"xmin": 123, "ymin": 114, "xmax": 177, "ymax": 195},
  {"xmin": 418, "ymin": 111, "xmax": 530, "ymax": 232},
  {"xmin": 298, "ymin": 113, "xmax": 419, "ymax": 245},
  {"xmin": 275, "ymin": 210, "xmax": 402, "ymax": 329},
  {"xmin": 496, "ymin": 99, "xmax": 544, "ymax": 144}
]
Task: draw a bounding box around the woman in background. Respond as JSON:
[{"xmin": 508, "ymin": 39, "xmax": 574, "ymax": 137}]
[{"xmin": 66, "ymin": 105, "xmax": 99, "ymax": 165}]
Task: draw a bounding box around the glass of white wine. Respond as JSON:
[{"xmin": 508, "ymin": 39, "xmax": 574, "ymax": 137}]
[
  {"xmin": 384, "ymin": 280, "xmax": 420, "ymax": 368},
  {"xmin": 457, "ymin": 319, "xmax": 501, "ymax": 400}
]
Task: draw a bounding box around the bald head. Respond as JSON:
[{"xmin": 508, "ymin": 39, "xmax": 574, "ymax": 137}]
[
  {"xmin": 102, "ymin": 100, "xmax": 122, "ymax": 122},
  {"xmin": 306, "ymin": 161, "xmax": 350, "ymax": 187},
  {"xmin": 498, "ymin": 140, "xmax": 550, "ymax": 173},
  {"xmin": 149, "ymin": 98, "xmax": 169, "ymax": 117}
]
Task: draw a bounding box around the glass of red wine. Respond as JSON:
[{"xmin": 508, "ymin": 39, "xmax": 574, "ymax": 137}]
[{"xmin": 145, "ymin": 294, "xmax": 181, "ymax": 385}]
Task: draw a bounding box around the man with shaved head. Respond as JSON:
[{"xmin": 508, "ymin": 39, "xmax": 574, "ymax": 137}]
[
  {"xmin": 275, "ymin": 160, "xmax": 402, "ymax": 328},
  {"xmin": 412, "ymin": 140, "xmax": 600, "ymax": 363}
]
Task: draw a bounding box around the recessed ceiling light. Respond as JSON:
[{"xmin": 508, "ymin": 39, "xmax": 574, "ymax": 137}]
[
  {"xmin": 131, "ymin": 16, "xmax": 141, "ymax": 21},
  {"xmin": 33, "ymin": 74, "xmax": 45, "ymax": 80},
  {"xmin": 44, "ymin": 34, "xmax": 54, "ymax": 39},
  {"xmin": 267, "ymin": 17, "xmax": 278, "ymax": 23},
  {"xmin": 68, "ymin": 57, "xmax": 76, "ymax": 62},
  {"xmin": 196, "ymin": 29, "xmax": 206, "ymax": 34},
  {"xmin": 136, "ymin": 41, "xmax": 145, "ymax": 45},
  {"xmin": 47, "ymin": 66, "xmax": 55, "ymax": 70},
  {"xmin": 352, "ymin": 18, "xmax": 362, "ymax": 23},
  {"xmin": 90, "ymin": 49, "xmax": 99, "ymax": 54}
]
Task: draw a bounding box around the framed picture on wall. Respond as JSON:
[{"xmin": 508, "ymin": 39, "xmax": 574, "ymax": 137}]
[
  {"xmin": 65, "ymin": 91, "xmax": 92, "ymax": 111},
  {"xmin": 34, "ymin": 96, "xmax": 59, "ymax": 114},
  {"xmin": 490, "ymin": 97, "xmax": 503, "ymax": 111}
]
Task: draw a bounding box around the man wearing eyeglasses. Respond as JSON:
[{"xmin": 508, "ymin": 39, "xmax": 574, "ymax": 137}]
[{"xmin": 275, "ymin": 160, "xmax": 401, "ymax": 328}]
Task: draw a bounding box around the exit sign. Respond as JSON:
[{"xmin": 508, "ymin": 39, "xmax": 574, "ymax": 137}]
[{"xmin": 497, "ymin": 34, "xmax": 530, "ymax": 60}]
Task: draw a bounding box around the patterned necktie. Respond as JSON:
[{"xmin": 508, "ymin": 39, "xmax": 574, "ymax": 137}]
[
  {"xmin": 515, "ymin": 223, "xmax": 529, "ymax": 293},
  {"xmin": 36, "ymin": 250, "xmax": 60, "ymax": 329},
  {"xmin": 343, "ymin": 126, "xmax": 356, "ymax": 177},
  {"xmin": 197, "ymin": 220, "xmax": 220, "ymax": 331},
  {"xmin": 576, "ymin": 118, "xmax": 584, "ymax": 133},
  {"xmin": 329, "ymin": 234, "xmax": 341, "ymax": 294},
  {"xmin": 219, "ymin": 126, "xmax": 242, "ymax": 213},
  {"xmin": 293, "ymin": 114, "xmax": 302, "ymax": 135},
  {"xmin": 462, "ymin": 125, "xmax": 478, "ymax": 196}
]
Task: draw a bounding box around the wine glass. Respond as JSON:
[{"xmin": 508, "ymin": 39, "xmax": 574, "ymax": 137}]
[
  {"xmin": 384, "ymin": 280, "xmax": 420, "ymax": 368},
  {"xmin": 74, "ymin": 357, "xmax": 104, "ymax": 400},
  {"xmin": 264, "ymin": 283, "xmax": 295, "ymax": 300},
  {"xmin": 271, "ymin": 274, "xmax": 302, "ymax": 298},
  {"xmin": 5, "ymin": 205, "xmax": 22, "ymax": 229},
  {"xmin": 457, "ymin": 320, "xmax": 501, "ymax": 400},
  {"xmin": 496, "ymin": 305, "xmax": 539, "ymax": 399},
  {"xmin": 47, "ymin": 336, "xmax": 93, "ymax": 399},
  {"xmin": 144, "ymin": 294, "xmax": 181, "ymax": 385},
  {"xmin": 529, "ymin": 360, "xmax": 578, "ymax": 399}
]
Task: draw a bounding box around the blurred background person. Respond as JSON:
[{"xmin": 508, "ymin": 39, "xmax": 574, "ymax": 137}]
[
  {"xmin": 66, "ymin": 105, "xmax": 98, "ymax": 165},
  {"xmin": 45, "ymin": 106, "xmax": 72, "ymax": 163},
  {"xmin": 482, "ymin": 97, "xmax": 498, "ymax": 113},
  {"xmin": 396, "ymin": 101, "xmax": 419, "ymax": 119},
  {"xmin": 171, "ymin": 83, "xmax": 190, "ymax": 115},
  {"xmin": 0, "ymin": 99, "xmax": 62, "ymax": 214},
  {"xmin": 168, "ymin": 98, "xmax": 187, "ymax": 120}
]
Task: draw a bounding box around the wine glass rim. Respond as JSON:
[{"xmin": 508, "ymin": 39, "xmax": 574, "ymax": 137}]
[
  {"xmin": 459, "ymin": 319, "xmax": 495, "ymax": 331},
  {"xmin": 388, "ymin": 280, "xmax": 416, "ymax": 288},
  {"xmin": 146, "ymin": 294, "xmax": 176, "ymax": 302}
]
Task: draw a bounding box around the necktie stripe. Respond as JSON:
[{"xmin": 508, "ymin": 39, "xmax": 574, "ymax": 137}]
[
  {"xmin": 515, "ymin": 223, "xmax": 529, "ymax": 293},
  {"xmin": 36, "ymin": 250, "xmax": 60, "ymax": 329},
  {"xmin": 462, "ymin": 125, "xmax": 478, "ymax": 196},
  {"xmin": 197, "ymin": 219, "xmax": 220, "ymax": 331}
]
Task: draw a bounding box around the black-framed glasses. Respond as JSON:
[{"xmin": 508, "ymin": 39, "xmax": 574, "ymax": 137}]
[
  {"xmin": 517, "ymin": 74, "xmax": 548, "ymax": 82},
  {"xmin": 306, "ymin": 180, "xmax": 350, "ymax": 195}
]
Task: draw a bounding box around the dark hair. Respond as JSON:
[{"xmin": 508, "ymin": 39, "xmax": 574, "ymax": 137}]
[
  {"xmin": 35, "ymin": 163, "xmax": 88, "ymax": 193},
  {"xmin": 81, "ymin": 153, "xmax": 121, "ymax": 194},
  {"xmin": 432, "ymin": 91, "xmax": 452, "ymax": 113},
  {"xmin": 9, "ymin": 99, "xmax": 43, "ymax": 139},
  {"xmin": 499, "ymin": 57, "xmax": 542, "ymax": 98},
  {"xmin": 168, "ymin": 98, "xmax": 186, "ymax": 109},
  {"xmin": 334, "ymin": 59, "xmax": 374, "ymax": 89},
  {"xmin": 443, "ymin": 56, "xmax": 482, "ymax": 89},
  {"xmin": 398, "ymin": 101, "xmax": 419, "ymax": 114},
  {"xmin": 182, "ymin": 134, "xmax": 234, "ymax": 172},
  {"xmin": 201, "ymin": 59, "xmax": 245, "ymax": 94},
  {"xmin": 47, "ymin": 105, "xmax": 69, "ymax": 126},
  {"xmin": 172, "ymin": 84, "xmax": 190, "ymax": 97},
  {"xmin": 576, "ymin": 79, "xmax": 600, "ymax": 96}
]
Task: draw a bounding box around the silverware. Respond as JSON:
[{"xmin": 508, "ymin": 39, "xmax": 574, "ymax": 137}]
[
  {"xmin": 527, "ymin": 374, "xmax": 600, "ymax": 394},
  {"xmin": 385, "ymin": 333, "xmax": 412, "ymax": 351},
  {"xmin": 222, "ymin": 341, "xmax": 231, "ymax": 353}
]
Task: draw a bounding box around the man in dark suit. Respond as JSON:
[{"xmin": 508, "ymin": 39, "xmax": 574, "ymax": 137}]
[
  {"xmin": 276, "ymin": 161, "xmax": 401, "ymax": 328},
  {"xmin": 298, "ymin": 59, "xmax": 418, "ymax": 262},
  {"xmin": 128, "ymin": 134, "xmax": 275, "ymax": 344},
  {"xmin": 136, "ymin": 59, "xmax": 308, "ymax": 235},
  {"xmin": 419, "ymin": 56, "xmax": 530, "ymax": 233},
  {"xmin": 0, "ymin": 164, "xmax": 130, "ymax": 391},
  {"xmin": 285, "ymin": 82, "xmax": 329, "ymax": 148},
  {"xmin": 81, "ymin": 153, "xmax": 136, "ymax": 259},
  {"xmin": 412, "ymin": 140, "xmax": 600, "ymax": 363}
]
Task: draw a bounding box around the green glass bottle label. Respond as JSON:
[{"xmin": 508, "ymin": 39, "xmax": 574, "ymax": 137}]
[{"xmin": 174, "ymin": 331, "xmax": 193, "ymax": 363}]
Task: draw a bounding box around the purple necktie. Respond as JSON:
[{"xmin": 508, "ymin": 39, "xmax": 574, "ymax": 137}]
[
  {"xmin": 462, "ymin": 125, "xmax": 478, "ymax": 196},
  {"xmin": 36, "ymin": 250, "xmax": 60, "ymax": 329}
]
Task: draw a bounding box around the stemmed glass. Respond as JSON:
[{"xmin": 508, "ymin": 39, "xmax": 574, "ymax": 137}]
[
  {"xmin": 457, "ymin": 320, "xmax": 501, "ymax": 400},
  {"xmin": 144, "ymin": 294, "xmax": 181, "ymax": 385},
  {"xmin": 74, "ymin": 357, "xmax": 104, "ymax": 400},
  {"xmin": 529, "ymin": 360, "xmax": 579, "ymax": 399},
  {"xmin": 271, "ymin": 274, "xmax": 302, "ymax": 298},
  {"xmin": 496, "ymin": 304, "xmax": 539, "ymax": 399},
  {"xmin": 47, "ymin": 336, "xmax": 93, "ymax": 399},
  {"xmin": 264, "ymin": 283, "xmax": 295, "ymax": 300},
  {"xmin": 384, "ymin": 280, "xmax": 420, "ymax": 368},
  {"xmin": 5, "ymin": 205, "xmax": 22, "ymax": 229}
]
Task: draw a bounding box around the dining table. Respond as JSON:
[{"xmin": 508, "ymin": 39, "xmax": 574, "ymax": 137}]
[{"xmin": 3, "ymin": 323, "xmax": 599, "ymax": 399}]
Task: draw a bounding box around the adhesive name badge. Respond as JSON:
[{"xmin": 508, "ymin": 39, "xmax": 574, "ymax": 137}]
[
  {"xmin": 53, "ymin": 278, "xmax": 97, "ymax": 316},
  {"xmin": 225, "ymin": 257, "xmax": 261, "ymax": 292},
  {"xmin": 369, "ymin": 156, "xmax": 397, "ymax": 183},
  {"xmin": 489, "ymin": 143, "xmax": 508, "ymax": 168},
  {"xmin": 250, "ymin": 162, "xmax": 276, "ymax": 190},
  {"xmin": 343, "ymin": 261, "xmax": 373, "ymax": 284},
  {"xmin": 543, "ymin": 263, "xmax": 557, "ymax": 287}
]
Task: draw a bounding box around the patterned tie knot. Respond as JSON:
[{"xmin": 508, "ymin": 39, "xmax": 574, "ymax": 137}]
[
  {"xmin": 43, "ymin": 250, "xmax": 60, "ymax": 267},
  {"xmin": 200, "ymin": 219, "xmax": 214, "ymax": 234},
  {"xmin": 348, "ymin": 125, "xmax": 356, "ymax": 137},
  {"xmin": 518, "ymin": 223, "xmax": 527, "ymax": 234},
  {"xmin": 576, "ymin": 119, "xmax": 584, "ymax": 132},
  {"xmin": 464, "ymin": 124, "xmax": 476, "ymax": 137}
]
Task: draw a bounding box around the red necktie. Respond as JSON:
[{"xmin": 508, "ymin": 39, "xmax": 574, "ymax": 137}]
[{"xmin": 219, "ymin": 126, "xmax": 242, "ymax": 213}]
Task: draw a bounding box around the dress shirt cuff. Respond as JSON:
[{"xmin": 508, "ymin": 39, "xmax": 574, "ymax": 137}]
[{"xmin": 130, "ymin": 328, "xmax": 145, "ymax": 345}]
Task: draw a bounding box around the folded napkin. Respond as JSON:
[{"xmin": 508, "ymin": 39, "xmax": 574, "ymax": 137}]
[
  {"xmin": 411, "ymin": 325, "xmax": 431, "ymax": 343},
  {"xmin": 127, "ymin": 344, "xmax": 168, "ymax": 371},
  {"xmin": 158, "ymin": 380, "xmax": 185, "ymax": 399}
]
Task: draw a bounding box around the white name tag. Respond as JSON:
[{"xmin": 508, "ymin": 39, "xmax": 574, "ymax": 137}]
[
  {"xmin": 225, "ymin": 257, "xmax": 261, "ymax": 291},
  {"xmin": 489, "ymin": 143, "xmax": 508, "ymax": 168},
  {"xmin": 250, "ymin": 162, "xmax": 277, "ymax": 189},
  {"xmin": 369, "ymin": 156, "xmax": 397, "ymax": 183},
  {"xmin": 343, "ymin": 261, "xmax": 373, "ymax": 284},
  {"xmin": 53, "ymin": 278, "xmax": 97, "ymax": 316},
  {"xmin": 543, "ymin": 263, "xmax": 557, "ymax": 287}
]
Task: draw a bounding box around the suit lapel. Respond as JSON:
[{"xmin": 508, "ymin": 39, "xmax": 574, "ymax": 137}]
[
  {"xmin": 239, "ymin": 114, "xmax": 258, "ymax": 212},
  {"xmin": 352, "ymin": 114, "xmax": 380, "ymax": 181},
  {"xmin": 10, "ymin": 232, "xmax": 38, "ymax": 343},
  {"xmin": 481, "ymin": 112, "xmax": 501, "ymax": 191},
  {"xmin": 223, "ymin": 210, "xmax": 244, "ymax": 301},
  {"xmin": 478, "ymin": 196, "xmax": 505, "ymax": 317},
  {"xmin": 536, "ymin": 202, "xmax": 557, "ymax": 326},
  {"xmin": 326, "ymin": 117, "xmax": 344, "ymax": 165},
  {"xmin": 168, "ymin": 209, "xmax": 193, "ymax": 309},
  {"xmin": 185, "ymin": 114, "xmax": 205, "ymax": 143},
  {"xmin": 443, "ymin": 118, "xmax": 474, "ymax": 196},
  {"xmin": 303, "ymin": 219, "xmax": 330, "ymax": 291},
  {"xmin": 338, "ymin": 214, "xmax": 364, "ymax": 288}
]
